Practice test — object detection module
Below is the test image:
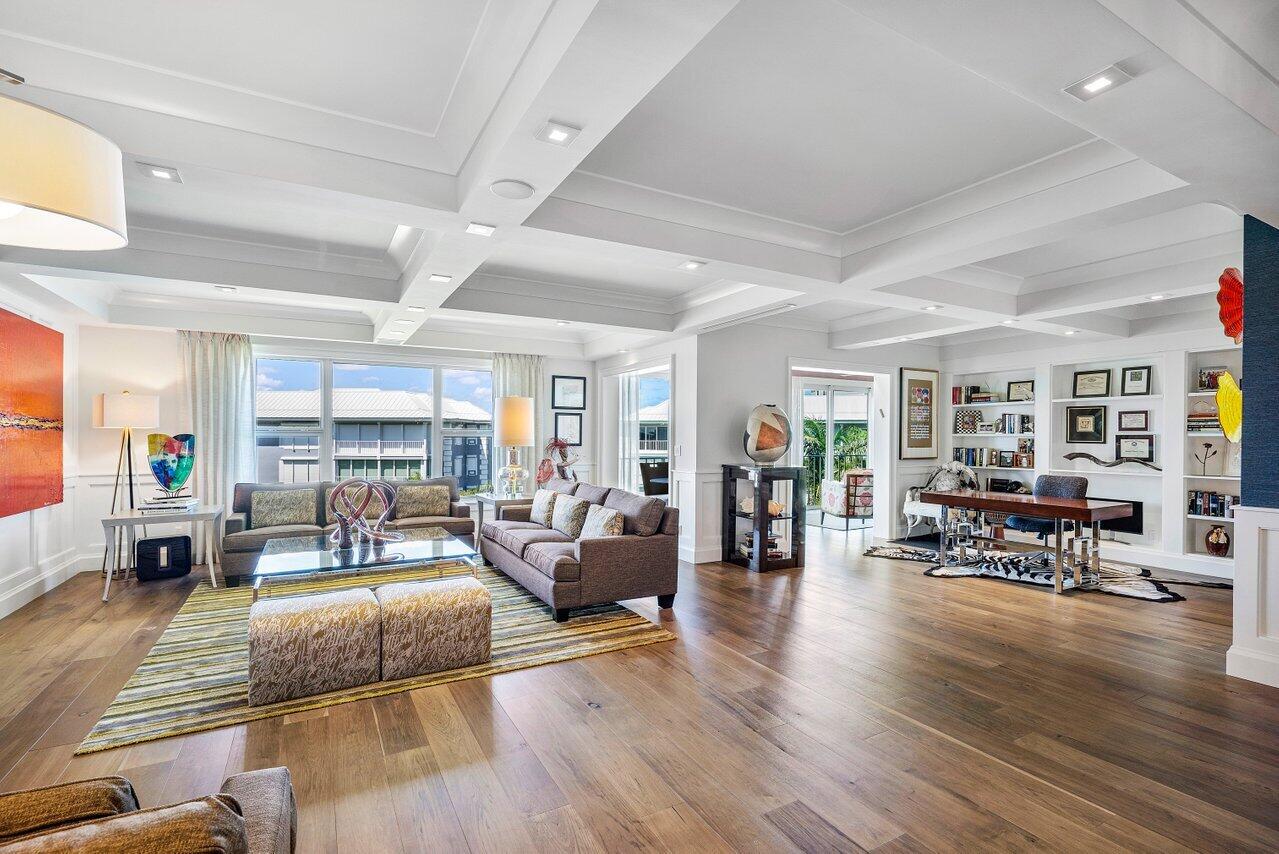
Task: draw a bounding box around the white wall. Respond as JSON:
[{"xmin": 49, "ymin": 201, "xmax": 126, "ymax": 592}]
[
  {"xmin": 542, "ymin": 358, "xmax": 596, "ymax": 484},
  {"xmin": 0, "ymin": 275, "xmax": 82, "ymax": 619}
]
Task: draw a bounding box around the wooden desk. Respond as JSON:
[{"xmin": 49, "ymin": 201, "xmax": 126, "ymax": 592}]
[{"xmin": 920, "ymin": 490, "xmax": 1133, "ymax": 593}]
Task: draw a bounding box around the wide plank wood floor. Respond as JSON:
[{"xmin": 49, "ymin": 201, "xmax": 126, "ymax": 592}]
[{"xmin": 2, "ymin": 527, "xmax": 1277, "ymax": 852}]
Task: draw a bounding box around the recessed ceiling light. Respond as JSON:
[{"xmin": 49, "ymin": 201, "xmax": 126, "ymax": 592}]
[
  {"xmin": 921, "ymin": 304, "xmax": 942, "ymax": 311},
  {"xmin": 428, "ymin": 274, "xmax": 452, "ymax": 283},
  {"xmin": 617, "ymin": 348, "xmax": 629, "ymax": 354},
  {"xmin": 1148, "ymin": 293, "xmax": 1165, "ymax": 301},
  {"xmin": 138, "ymin": 162, "xmax": 182, "ymax": 183},
  {"xmin": 214, "ymin": 285, "xmax": 237, "ymax": 294},
  {"xmin": 537, "ymin": 120, "xmax": 582, "ymax": 146},
  {"xmin": 679, "ymin": 260, "xmax": 706, "ymax": 271},
  {"xmin": 466, "ymin": 222, "xmax": 496, "ymax": 237},
  {"xmin": 490, "ymin": 179, "xmax": 535, "ymax": 200},
  {"xmin": 1001, "ymin": 319, "xmax": 1015, "ymax": 325},
  {"xmin": 897, "ymin": 337, "xmax": 911, "ymax": 342},
  {"xmin": 556, "ymin": 320, "xmax": 571, "ymax": 327},
  {"xmin": 1063, "ymin": 329, "xmax": 1077, "ymax": 336},
  {"xmin": 406, "ymin": 306, "xmax": 426, "ymax": 313},
  {"xmin": 1064, "ymin": 64, "xmax": 1133, "ymax": 101},
  {"xmin": 394, "ymin": 319, "xmax": 413, "ymax": 325}
]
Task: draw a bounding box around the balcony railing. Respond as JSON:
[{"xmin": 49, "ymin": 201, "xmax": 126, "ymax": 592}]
[
  {"xmin": 638, "ymin": 439, "xmax": 669, "ymax": 452},
  {"xmin": 334, "ymin": 439, "xmax": 427, "ymax": 457}
]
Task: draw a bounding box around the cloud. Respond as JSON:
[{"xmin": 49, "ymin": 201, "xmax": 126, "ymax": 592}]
[
  {"xmin": 361, "ymin": 375, "xmax": 381, "ymax": 383},
  {"xmin": 256, "ymin": 372, "xmax": 283, "ymax": 389},
  {"xmin": 334, "ymin": 364, "xmax": 370, "ymax": 371},
  {"xmin": 472, "ymin": 386, "xmax": 492, "ymax": 400},
  {"xmin": 451, "ymin": 374, "xmax": 482, "ymax": 386}
]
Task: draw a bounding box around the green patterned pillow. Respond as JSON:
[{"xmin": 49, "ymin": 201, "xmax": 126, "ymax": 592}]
[
  {"xmin": 394, "ymin": 484, "xmax": 451, "ymax": 519},
  {"xmin": 580, "ymin": 504, "xmax": 624, "ymax": 539},
  {"xmin": 324, "ymin": 486, "xmax": 389, "ymax": 523},
  {"xmin": 250, "ymin": 489, "xmax": 316, "ymax": 529},
  {"xmin": 530, "ymin": 489, "xmax": 558, "ymax": 527},
  {"xmin": 551, "ymin": 494, "xmax": 590, "ymax": 539}
]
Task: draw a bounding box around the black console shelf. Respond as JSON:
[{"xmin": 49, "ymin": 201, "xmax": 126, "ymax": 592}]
[{"xmin": 721, "ymin": 464, "xmax": 806, "ymax": 572}]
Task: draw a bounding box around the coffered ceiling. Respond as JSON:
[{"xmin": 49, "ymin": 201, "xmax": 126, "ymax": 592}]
[{"xmin": 2, "ymin": 0, "xmax": 1275, "ymax": 357}]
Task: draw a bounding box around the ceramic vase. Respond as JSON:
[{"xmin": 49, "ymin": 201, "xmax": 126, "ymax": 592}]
[
  {"xmin": 1205, "ymin": 524, "xmax": 1231, "ymax": 557},
  {"xmin": 743, "ymin": 404, "xmax": 791, "ymax": 464}
]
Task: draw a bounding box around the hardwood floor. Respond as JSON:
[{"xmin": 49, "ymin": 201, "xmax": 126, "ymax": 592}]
[{"xmin": 2, "ymin": 528, "xmax": 1277, "ymax": 852}]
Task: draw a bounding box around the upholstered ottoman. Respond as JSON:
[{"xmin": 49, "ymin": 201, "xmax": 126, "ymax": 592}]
[
  {"xmin": 376, "ymin": 577, "xmax": 491, "ymax": 680},
  {"xmin": 247, "ymin": 588, "xmax": 381, "ymax": 706}
]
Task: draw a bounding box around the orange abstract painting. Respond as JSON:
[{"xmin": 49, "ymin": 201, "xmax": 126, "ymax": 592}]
[{"xmin": 0, "ymin": 308, "xmax": 64, "ymax": 518}]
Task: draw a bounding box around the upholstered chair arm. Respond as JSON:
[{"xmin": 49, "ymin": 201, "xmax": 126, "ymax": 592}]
[
  {"xmin": 449, "ymin": 502, "xmax": 472, "ymax": 519},
  {"xmin": 220, "ymin": 767, "xmax": 297, "ymax": 854},
  {"xmin": 0, "ymin": 776, "xmax": 139, "ymax": 844},
  {"xmin": 499, "ymin": 504, "xmax": 533, "ymax": 522},
  {"xmin": 224, "ymin": 513, "xmax": 248, "ymax": 536},
  {"xmin": 575, "ymin": 533, "xmax": 678, "ymax": 604}
]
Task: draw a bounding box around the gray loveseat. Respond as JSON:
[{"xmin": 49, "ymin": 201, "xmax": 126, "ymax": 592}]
[
  {"xmin": 479, "ymin": 477, "xmax": 678, "ymax": 621},
  {"xmin": 221, "ymin": 477, "xmax": 473, "ymax": 587}
]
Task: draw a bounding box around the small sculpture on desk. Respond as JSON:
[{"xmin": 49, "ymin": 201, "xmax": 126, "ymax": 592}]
[
  {"xmin": 328, "ymin": 478, "xmax": 404, "ymax": 550},
  {"xmin": 536, "ymin": 437, "xmax": 579, "ymax": 486}
]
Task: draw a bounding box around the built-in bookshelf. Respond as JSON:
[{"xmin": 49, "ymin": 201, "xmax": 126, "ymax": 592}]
[
  {"xmin": 1183, "ymin": 346, "xmax": 1242, "ymax": 562},
  {"xmin": 947, "ymin": 368, "xmax": 1038, "ymax": 492}
]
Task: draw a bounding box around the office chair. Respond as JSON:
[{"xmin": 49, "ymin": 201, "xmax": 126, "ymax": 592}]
[{"xmin": 1003, "ymin": 474, "xmax": 1088, "ymax": 566}]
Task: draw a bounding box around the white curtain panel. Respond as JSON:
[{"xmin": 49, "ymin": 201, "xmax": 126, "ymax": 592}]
[
  {"xmin": 491, "ymin": 352, "xmax": 545, "ymax": 492},
  {"xmin": 180, "ymin": 331, "xmax": 255, "ymax": 561},
  {"xmin": 618, "ymin": 372, "xmax": 642, "ymax": 492}
]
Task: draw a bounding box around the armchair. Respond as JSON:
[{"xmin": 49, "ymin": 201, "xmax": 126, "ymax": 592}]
[
  {"xmin": 818, "ymin": 469, "xmax": 873, "ymax": 531},
  {"xmin": 902, "ymin": 461, "xmax": 978, "ymax": 537}
]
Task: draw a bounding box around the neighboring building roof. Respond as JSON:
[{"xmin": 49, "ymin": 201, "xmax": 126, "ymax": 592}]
[
  {"xmin": 638, "ymin": 399, "xmax": 669, "ymax": 421},
  {"xmin": 256, "ymin": 388, "xmax": 491, "ymax": 422}
]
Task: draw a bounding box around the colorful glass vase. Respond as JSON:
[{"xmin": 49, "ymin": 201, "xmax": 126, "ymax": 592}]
[{"xmin": 147, "ymin": 433, "xmax": 195, "ymax": 496}]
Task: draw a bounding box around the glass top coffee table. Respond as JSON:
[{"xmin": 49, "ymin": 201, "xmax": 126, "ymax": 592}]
[{"xmin": 252, "ymin": 527, "xmax": 479, "ymax": 599}]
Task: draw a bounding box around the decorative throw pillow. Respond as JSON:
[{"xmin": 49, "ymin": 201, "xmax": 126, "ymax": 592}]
[
  {"xmin": 250, "ymin": 489, "xmax": 315, "ymax": 529},
  {"xmin": 530, "ymin": 489, "xmax": 558, "ymax": 527},
  {"xmin": 552, "ymin": 494, "xmax": 591, "ymax": 539},
  {"xmin": 394, "ymin": 484, "xmax": 451, "ymax": 519},
  {"xmin": 579, "ymin": 504, "xmax": 624, "ymax": 539},
  {"xmin": 324, "ymin": 486, "xmax": 390, "ymax": 524}
]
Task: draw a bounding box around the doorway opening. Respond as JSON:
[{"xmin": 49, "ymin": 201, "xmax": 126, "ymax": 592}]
[
  {"xmin": 617, "ymin": 365, "xmax": 671, "ymax": 497},
  {"xmin": 798, "ymin": 377, "xmax": 873, "ymax": 530}
]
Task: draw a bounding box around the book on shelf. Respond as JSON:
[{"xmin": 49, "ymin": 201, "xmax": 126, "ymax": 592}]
[
  {"xmin": 1187, "ymin": 490, "xmax": 1236, "ymax": 518},
  {"xmin": 951, "ymin": 385, "xmax": 991, "ymax": 405}
]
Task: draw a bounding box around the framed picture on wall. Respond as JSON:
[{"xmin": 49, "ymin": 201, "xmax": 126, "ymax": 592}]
[
  {"xmin": 1066, "ymin": 405, "xmax": 1106, "ymax": 443},
  {"xmin": 554, "ymin": 412, "xmax": 583, "ymax": 446},
  {"xmin": 1121, "ymin": 365, "xmax": 1152, "ymax": 396},
  {"xmin": 551, "ymin": 375, "xmax": 586, "ymax": 410},
  {"xmin": 1006, "ymin": 379, "xmax": 1034, "ymax": 402},
  {"xmin": 899, "ymin": 367, "xmax": 939, "ymax": 460},
  {"xmin": 1115, "ymin": 433, "xmax": 1154, "ymax": 462},
  {"xmin": 1072, "ymin": 369, "xmax": 1111, "ymax": 398},
  {"xmin": 1118, "ymin": 410, "xmax": 1149, "ymax": 431}
]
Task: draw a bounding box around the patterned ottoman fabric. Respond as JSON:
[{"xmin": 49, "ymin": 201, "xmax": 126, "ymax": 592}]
[
  {"xmin": 376, "ymin": 577, "xmax": 491, "ymax": 681},
  {"xmin": 247, "ymin": 588, "xmax": 381, "ymax": 706}
]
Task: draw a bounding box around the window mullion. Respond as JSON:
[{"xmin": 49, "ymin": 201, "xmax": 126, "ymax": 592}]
[{"xmin": 320, "ymin": 359, "xmax": 334, "ymax": 480}]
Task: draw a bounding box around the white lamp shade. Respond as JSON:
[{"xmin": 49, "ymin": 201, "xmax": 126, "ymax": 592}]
[
  {"xmin": 495, "ymin": 396, "xmax": 535, "ymax": 447},
  {"xmin": 0, "ymin": 96, "xmax": 127, "ymax": 251},
  {"xmin": 99, "ymin": 392, "xmax": 160, "ymax": 429}
]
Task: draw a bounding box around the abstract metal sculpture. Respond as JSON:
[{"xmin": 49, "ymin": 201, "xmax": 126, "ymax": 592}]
[
  {"xmin": 1217, "ymin": 267, "xmax": 1243, "ymax": 344},
  {"xmin": 327, "ymin": 478, "xmax": 404, "ymax": 550},
  {"xmin": 1063, "ymin": 451, "xmax": 1163, "ymax": 472}
]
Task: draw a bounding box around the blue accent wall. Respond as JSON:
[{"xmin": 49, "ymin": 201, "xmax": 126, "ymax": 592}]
[{"xmin": 1242, "ymin": 215, "xmax": 1279, "ymax": 509}]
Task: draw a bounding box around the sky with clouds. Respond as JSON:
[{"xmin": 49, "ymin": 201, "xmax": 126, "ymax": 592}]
[{"xmin": 256, "ymin": 359, "xmax": 494, "ymax": 413}]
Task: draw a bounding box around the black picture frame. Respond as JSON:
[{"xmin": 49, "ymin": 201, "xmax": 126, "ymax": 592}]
[
  {"xmin": 553, "ymin": 412, "xmax": 583, "ymax": 446},
  {"xmin": 998, "ymin": 450, "xmax": 1015, "ymax": 467},
  {"xmin": 1072, "ymin": 369, "xmax": 1111, "ymax": 398},
  {"xmin": 1115, "ymin": 433, "xmax": 1154, "ymax": 462},
  {"xmin": 1066, "ymin": 405, "xmax": 1106, "ymax": 443},
  {"xmin": 1121, "ymin": 365, "xmax": 1152, "ymax": 396},
  {"xmin": 551, "ymin": 375, "xmax": 586, "ymax": 410},
  {"xmin": 1006, "ymin": 379, "xmax": 1034, "ymax": 402},
  {"xmin": 1117, "ymin": 410, "xmax": 1149, "ymax": 431}
]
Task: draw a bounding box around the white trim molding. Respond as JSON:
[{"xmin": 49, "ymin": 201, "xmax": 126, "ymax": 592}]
[{"xmin": 1227, "ymin": 506, "xmax": 1279, "ymax": 688}]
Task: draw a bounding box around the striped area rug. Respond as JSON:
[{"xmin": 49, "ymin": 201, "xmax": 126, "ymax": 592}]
[{"xmin": 78, "ymin": 563, "xmax": 675, "ymax": 754}]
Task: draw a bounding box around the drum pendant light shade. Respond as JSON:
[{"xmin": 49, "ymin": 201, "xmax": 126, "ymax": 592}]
[{"xmin": 0, "ymin": 95, "xmax": 128, "ymax": 250}]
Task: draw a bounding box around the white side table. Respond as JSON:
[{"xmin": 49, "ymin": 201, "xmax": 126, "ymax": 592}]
[
  {"xmin": 473, "ymin": 493, "xmax": 532, "ymax": 565},
  {"xmin": 101, "ymin": 504, "xmax": 225, "ymax": 601}
]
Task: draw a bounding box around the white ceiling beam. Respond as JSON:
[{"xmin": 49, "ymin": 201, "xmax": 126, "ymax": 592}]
[
  {"xmin": 109, "ymin": 302, "xmax": 374, "ymax": 343},
  {"xmin": 830, "ymin": 314, "xmax": 984, "ymax": 349},
  {"xmin": 1017, "ymin": 253, "xmax": 1235, "ymax": 317},
  {"xmin": 441, "ymin": 282, "xmax": 675, "ymax": 332}
]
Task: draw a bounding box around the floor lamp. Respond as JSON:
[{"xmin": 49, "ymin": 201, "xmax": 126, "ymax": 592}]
[{"xmin": 97, "ymin": 391, "xmax": 160, "ymax": 575}]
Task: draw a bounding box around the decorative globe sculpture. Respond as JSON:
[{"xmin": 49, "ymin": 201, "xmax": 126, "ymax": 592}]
[{"xmin": 743, "ymin": 403, "xmax": 791, "ymax": 464}]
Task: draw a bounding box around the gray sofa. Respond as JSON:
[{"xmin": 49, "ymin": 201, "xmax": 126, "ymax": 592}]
[
  {"xmin": 479, "ymin": 477, "xmax": 678, "ymax": 621},
  {"xmin": 221, "ymin": 477, "xmax": 473, "ymax": 587}
]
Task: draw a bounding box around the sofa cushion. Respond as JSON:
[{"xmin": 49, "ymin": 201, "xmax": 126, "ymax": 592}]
[
  {"xmin": 544, "ymin": 477, "xmax": 579, "ymax": 495},
  {"xmin": 604, "ymin": 489, "xmax": 666, "ymax": 536},
  {"xmin": 551, "ymin": 494, "xmax": 590, "ymax": 538},
  {"xmin": 529, "ymin": 489, "xmax": 558, "ymax": 527},
  {"xmin": 523, "ymin": 542, "xmax": 581, "ymax": 582},
  {"xmin": 250, "ymin": 489, "xmax": 316, "ymax": 529},
  {"xmin": 224, "ymin": 524, "xmax": 322, "ymax": 553},
  {"xmin": 394, "ymin": 484, "xmax": 451, "ymax": 520},
  {"xmin": 574, "ymin": 483, "xmax": 610, "ymax": 505},
  {"xmin": 481, "ymin": 520, "xmax": 543, "ymax": 543},
  {"xmin": 0, "ymin": 795, "xmax": 248, "ymax": 853},
  {"xmin": 580, "ymin": 504, "xmax": 624, "ymax": 539},
  {"xmin": 388, "ymin": 516, "xmax": 475, "ymax": 537},
  {"xmin": 324, "ymin": 485, "xmax": 391, "ymax": 524},
  {"xmin": 0, "ymin": 777, "xmax": 139, "ymax": 844},
  {"xmin": 500, "ymin": 527, "xmax": 572, "ymax": 558}
]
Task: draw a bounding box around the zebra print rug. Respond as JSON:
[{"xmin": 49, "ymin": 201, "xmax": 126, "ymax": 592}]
[{"xmin": 864, "ymin": 545, "xmax": 1230, "ymax": 602}]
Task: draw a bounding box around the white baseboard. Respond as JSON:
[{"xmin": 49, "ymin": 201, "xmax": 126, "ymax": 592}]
[
  {"xmin": 1226, "ymin": 645, "xmax": 1279, "ymax": 688},
  {"xmin": 0, "ymin": 547, "xmax": 84, "ymax": 621}
]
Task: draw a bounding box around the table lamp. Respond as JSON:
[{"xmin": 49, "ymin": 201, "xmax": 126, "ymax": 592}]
[{"xmin": 495, "ymin": 396, "xmax": 534, "ymax": 498}]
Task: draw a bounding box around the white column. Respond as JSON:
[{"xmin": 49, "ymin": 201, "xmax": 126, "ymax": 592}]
[{"xmin": 1226, "ymin": 506, "xmax": 1279, "ymax": 687}]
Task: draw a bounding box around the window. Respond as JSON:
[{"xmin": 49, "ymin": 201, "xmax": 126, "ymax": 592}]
[
  {"xmin": 332, "ymin": 362, "xmax": 432, "ymax": 484},
  {"xmin": 255, "ymin": 358, "xmax": 321, "ymax": 483},
  {"xmin": 441, "ymin": 369, "xmax": 494, "ymax": 496}
]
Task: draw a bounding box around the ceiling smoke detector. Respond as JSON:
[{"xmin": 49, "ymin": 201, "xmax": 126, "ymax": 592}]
[{"xmin": 490, "ymin": 179, "xmax": 535, "ymax": 200}]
